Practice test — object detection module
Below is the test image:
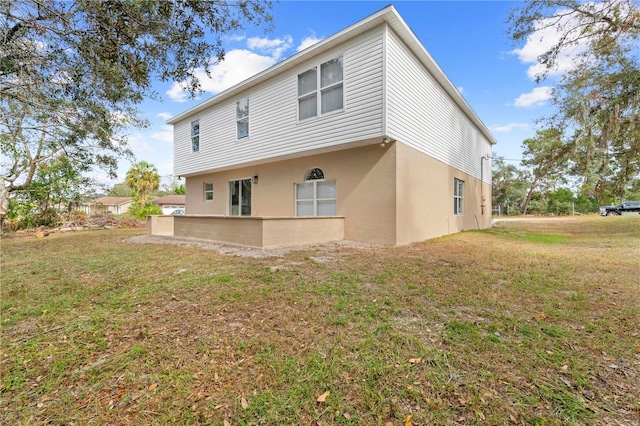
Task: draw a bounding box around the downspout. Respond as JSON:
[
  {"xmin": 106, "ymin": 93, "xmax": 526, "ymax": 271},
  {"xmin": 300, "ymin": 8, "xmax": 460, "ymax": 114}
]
[{"xmin": 480, "ymin": 155, "xmax": 491, "ymax": 215}]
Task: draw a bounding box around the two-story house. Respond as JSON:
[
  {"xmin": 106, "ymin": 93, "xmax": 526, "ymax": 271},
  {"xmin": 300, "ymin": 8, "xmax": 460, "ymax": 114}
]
[{"xmin": 151, "ymin": 5, "xmax": 496, "ymax": 248}]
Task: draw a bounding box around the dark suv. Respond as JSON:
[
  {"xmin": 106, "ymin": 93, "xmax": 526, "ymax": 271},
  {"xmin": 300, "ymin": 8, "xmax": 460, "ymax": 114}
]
[{"xmin": 599, "ymin": 201, "xmax": 640, "ymax": 216}]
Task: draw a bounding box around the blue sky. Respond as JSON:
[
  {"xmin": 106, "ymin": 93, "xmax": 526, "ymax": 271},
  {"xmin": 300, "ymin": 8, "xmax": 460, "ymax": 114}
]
[{"xmin": 112, "ymin": 0, "xmax": 562, "ymax": 188}]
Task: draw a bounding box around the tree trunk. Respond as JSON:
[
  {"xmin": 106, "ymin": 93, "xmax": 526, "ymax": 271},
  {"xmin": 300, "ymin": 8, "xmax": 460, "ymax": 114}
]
[
  {"xmin": 521, "ymin": 176, "xmax": 539, "ymax": 215},
  {"xmin": 0, "ymin": 178, "xmax": 11, "ymax": 228}
]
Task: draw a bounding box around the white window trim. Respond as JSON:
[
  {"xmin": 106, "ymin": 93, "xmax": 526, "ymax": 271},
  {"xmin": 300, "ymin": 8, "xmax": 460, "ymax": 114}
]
[
  {"xmin": 236, "ymin": 97, "xmax": 249, "ymax": 140},
  {"xmin": 204, "ymin": 182, "xmax": 213, "ymax": 202},
  {"xmin": 454, "ymin": 178, "xmax": 464, "ymax": 215},
  {"xmin": 295, "ymin": 179, "xmax": 337, "ymax": 216},
  {"xmin": 297, "ymin": 55, "xmax": 344, "ymax": 122},
  {"xmin": 228, "ymin": 177, "xmax": 252, "ymax": 216}
]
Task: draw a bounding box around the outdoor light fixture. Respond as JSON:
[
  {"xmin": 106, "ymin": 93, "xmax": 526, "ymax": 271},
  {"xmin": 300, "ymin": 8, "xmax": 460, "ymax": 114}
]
[
  {"xmin": 252, "ymin": 175, "xmax": 259, "ymax": 184},
  {"xmin": 380, "ymin": 137, "xmax": 390, "ymax": 147}
]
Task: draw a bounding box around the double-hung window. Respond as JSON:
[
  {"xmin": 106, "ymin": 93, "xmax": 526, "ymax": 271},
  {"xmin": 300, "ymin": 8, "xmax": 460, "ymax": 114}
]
[
  {"xmin": 454, "ymin": 178, "xmax": 464, "ymax": 215},
  {"xmin": 296, "ymin": 168, "xmax": 336, "ymax": 216},
  {"xmin": 236, "ymin": 97, "xmax": 249, "ymax": 139},
  {"xmin": 191, "ymin": 119, "xmax": 200, "ymax": 152},
  {"xmin": 204, "ymin": 182, "xmax": 213, "ymax": 201},
  {"xmin": 297, "ymin": 56, "xmax": 343, "ymax": 121}
]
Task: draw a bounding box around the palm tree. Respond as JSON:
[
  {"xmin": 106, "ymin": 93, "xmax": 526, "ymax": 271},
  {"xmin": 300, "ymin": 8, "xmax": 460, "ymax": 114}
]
[{"xmin": 125, "ymin": 161, "xmax": 160, "ymax": 208}]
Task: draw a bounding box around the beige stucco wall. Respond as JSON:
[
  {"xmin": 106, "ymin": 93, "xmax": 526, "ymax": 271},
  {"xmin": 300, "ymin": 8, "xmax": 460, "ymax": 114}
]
[
  {"xmin": 184, "ymin": 143, "xmax": 398, "ymax": 245},
  {"xmin": 148, "ymin": 215, "xmax": 174, "ymax": 236},
  {"xmin": 395, "ymin": 142, "xmax": 492, "ymax": 245},
  {"xmin": 260, "ymin": 217, "xmax": 344, "ymax": 249},
  {"xmin": 181, "ymin": 141, "xmax": 491, "ymax": 247},
  {"xmin": 169, "ymin": 216, "xmax": 344, "ymax": 249}
]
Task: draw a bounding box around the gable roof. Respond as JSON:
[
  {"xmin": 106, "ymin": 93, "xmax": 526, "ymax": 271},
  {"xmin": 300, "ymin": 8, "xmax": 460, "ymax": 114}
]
[
  {"xmin": 91, "ymin": 197, "xmax": 133, "ymax": 206},
  {"xmin": 168, "ymin": 5, "xmax": 497, "ymax": 145}
]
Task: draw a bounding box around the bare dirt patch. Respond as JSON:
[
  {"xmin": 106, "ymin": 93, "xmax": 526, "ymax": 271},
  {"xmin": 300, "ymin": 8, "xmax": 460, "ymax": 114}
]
[{"xmin": 127, "ymin": 234, "xmax": 383, "ymax": 259}]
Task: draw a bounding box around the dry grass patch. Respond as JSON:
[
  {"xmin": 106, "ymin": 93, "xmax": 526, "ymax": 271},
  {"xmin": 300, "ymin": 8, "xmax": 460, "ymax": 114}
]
[{"xmin": 1, "ymin": 216, "xmax": 639, "ymax": 425}]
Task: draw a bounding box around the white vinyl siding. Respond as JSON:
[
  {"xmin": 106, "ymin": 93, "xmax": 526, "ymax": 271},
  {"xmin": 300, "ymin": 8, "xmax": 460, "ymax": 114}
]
[
  {"xmin": 385, "ymin": 30, "xmax": 492, "ymax": 182},
  {"xmin": 173, "ymin": 28, "xmax": 384, "ymax": 177}
]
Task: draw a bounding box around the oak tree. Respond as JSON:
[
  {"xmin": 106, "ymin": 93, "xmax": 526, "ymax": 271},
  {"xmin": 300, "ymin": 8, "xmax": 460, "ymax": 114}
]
[
  {"xmin": 1, "ymin": 0, "xmax": 273, "ymax": 224},
  {"xmin": 508, "ymin": 0, "xmax": 640, "ymax": 199}
]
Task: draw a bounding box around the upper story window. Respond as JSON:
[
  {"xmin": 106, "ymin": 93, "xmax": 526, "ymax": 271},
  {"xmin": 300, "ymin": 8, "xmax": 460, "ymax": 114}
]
[
  {"xmin": 236, "ymin": 97, "xmax": 249, "ymax": 139},
  {"xmin": 454, "ymin": 178, "xmax": 464, "ymax": 215},
  {"xmin": 191, "ymin": 119, "xmax": 200, "ymax": 152},
  {"xmin": 297, "ymin": 56, "xmax": 343, "ymax": 121}
]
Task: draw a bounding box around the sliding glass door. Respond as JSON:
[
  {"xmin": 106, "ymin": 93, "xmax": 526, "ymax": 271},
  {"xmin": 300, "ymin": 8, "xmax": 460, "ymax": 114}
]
[{"xmin": 229, "ymin": 179, "xmax": 251, "ymax": 216}]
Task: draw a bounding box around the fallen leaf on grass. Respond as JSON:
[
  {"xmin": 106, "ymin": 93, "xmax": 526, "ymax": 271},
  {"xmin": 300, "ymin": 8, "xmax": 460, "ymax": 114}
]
[
  {"xmin": 241, "ymin": 397, "xmax": 248, "ymax": 409},
  {"xmin": 405, "ymin": 414, "xmax": 413, "ymax": 426},
  {"xmin": 148, "ymin": 383, "xmax": 158, "ymax": 391},
  {"xmin": 408, "ymin": 358, "xmax": 422, "ymax": 364},
  {"xmin": 316, "ymin": 391, "xmax": 330, "ymax": 403}
]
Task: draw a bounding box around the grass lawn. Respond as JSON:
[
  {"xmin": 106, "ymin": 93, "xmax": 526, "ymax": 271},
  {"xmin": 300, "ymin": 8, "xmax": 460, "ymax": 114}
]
[{"xmin": 1, "ymin": 216, "xmax": 639, "ymax": 425}]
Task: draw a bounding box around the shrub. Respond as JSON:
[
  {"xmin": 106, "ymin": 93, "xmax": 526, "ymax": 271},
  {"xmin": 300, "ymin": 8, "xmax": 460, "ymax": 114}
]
[{"xmin": 128, "ymin": 203, "xmax": 162, "ymax": 219}]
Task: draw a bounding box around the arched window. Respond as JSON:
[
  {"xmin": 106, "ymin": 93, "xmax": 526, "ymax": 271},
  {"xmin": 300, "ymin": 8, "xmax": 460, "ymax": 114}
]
[
  {"xmin": 296, "ymin": 168, "xmax": 336, "ymax": 216},
  {"xmin": 305, "ymin": 168, "xmax": 324, "ymax": 181}
]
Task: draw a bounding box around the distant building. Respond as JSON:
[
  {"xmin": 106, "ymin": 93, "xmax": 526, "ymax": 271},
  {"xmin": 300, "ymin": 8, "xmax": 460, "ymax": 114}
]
[
  {"xmin": 81, "ymin": 197, "xmax": 133, "ymax": 215},
  {"xmin": 150, "ymin": 195, "xmax": 186, "ymax": 215}
]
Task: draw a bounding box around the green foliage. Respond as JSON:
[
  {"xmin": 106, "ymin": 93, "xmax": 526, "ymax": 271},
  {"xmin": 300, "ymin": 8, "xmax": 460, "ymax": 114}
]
[
  {"xmin": 108, "ymin": 183, "xmax": 134, "ymax": 197},
  {"xmin": 128, "ymin": 202, "xmax": 162, "ymax": 219},
  {"xmin": 174, "ymin": 184, "xmax": 186, "ymax": 195},
  {"xmin": 520, "ymin": 128, "xmax": 568, "ymax": 214},
  {"xmin": 3, "ymin": 203, "xmax": 60, "ymax": 231},
  {"xmin": 125, "ymin": 161, "xmax": 160, "ymax": 208},
  {"xmin": 1, "ymin": 0, "xmax": 273, "ymax": 221},
  {"xmin": 160, "ymin": 177, "xmax": 186, "ymax": 195},
  {"xmin": 2, "ymin": 156, "xmax": 98, "ymax": 230},
  {"xmin": 492, "ymin": 156, "xmax": 530, "ymax": 215},
  {"xmin": 507, "ymin": 1, "xmax": 640, "ymax": 200}
]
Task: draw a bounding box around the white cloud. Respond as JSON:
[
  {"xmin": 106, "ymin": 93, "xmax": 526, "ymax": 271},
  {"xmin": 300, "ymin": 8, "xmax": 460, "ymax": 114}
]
[
  {"xmin": 156, "ymin": 112, "xmax": 173, "ymax": 121},
  {"xmin": 514, "ymin": 86, "xmax": 552, "ymax": 107},
  {"xmin": 157, "ymin": 160, "xmax": 174, "ymax": 177},
  {"xmin": 457, "ymin": 86, "xmax": 464, "ymax": 94},
  {"xmin": 166, "ymin": 49, "xmax": 277, "ymax": 102},
  {"xmin": 510, "ymin": 6, "xmax": 591, "ymax": 80},
  {"xmin": 247, "ymin": 35, "xmax": 293, "ymax": 60},
  {"xmin": 226, "ymin": 34, "xmax": 246, "ymax": 43},
  {"xmin": 151, "ymin": 125, "xmax": 173, "ymax": 143},
  {"xmin": 297, "ymin": 35, "xmax": 324, "ymax": 52},
  {"xmin": 126, "ymin": 132, "xmax": 154, "ymax": 153},
  {"xmin": 492, "ymin": 122, "xmax": 529, "ymax": 133}
]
